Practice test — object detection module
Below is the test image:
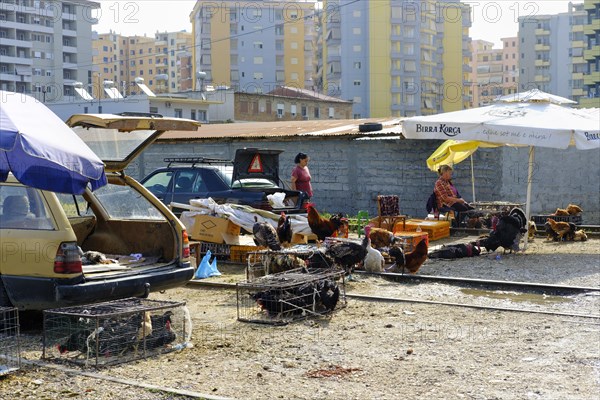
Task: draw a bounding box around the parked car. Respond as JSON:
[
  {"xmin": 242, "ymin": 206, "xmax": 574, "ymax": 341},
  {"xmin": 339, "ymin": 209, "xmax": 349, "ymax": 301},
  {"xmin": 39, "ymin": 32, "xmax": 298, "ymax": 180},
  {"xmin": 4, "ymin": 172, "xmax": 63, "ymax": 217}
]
[
  {"xmin": 140, "ymin": 148, "xmax": 309, "ymax": 214},
  {"xmin": 0, "ymin": 113, "xmax": 201, "ymax": 310}
]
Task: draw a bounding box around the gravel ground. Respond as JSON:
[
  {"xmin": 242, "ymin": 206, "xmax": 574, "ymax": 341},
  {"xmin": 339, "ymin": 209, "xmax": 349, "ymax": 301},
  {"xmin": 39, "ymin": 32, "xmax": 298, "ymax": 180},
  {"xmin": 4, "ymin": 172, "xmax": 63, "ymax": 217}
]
[{"xmin": 2, "ymin": 235, "xmax": 599, "ymax": 400}]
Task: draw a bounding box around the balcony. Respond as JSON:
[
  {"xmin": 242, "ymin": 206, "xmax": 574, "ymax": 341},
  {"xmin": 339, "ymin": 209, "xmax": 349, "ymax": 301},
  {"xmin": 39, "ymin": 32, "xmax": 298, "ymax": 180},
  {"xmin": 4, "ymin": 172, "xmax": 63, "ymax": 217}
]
[
  {"xmin": 0, "ymin": 37, "xmax": 32, "ymax": 48},
  {"xmin": 572, "ymin": 56, "xmax": 585, "ymax": 64},
  {"xmin": 63, "ymin": 45, "xmax": 77, "ymax": 53},
  {"xmin": 584, "ymin": 46, "xmax": 600, "ymax": 60},
  {"xmin": 534, "ymin": 74, "xmax": 551, "ymax": 82},
  {"xmin": 584, "ymin": 25, "xmax": 597, "ymax": 36},
  {"xmin": 0, "ymin": 72, "xmax": 18, "ymax": 81},
  {"xmin": 63, "ymin": 62, "xmax": 77, "ymax": 69},
  {"xmin": 534, "ymin": 28, "xmax": 550, "ymax": 35},
  {"xmin": 534, "ymin": 44, "xmax": 550, "ymax": 51},
  {"xmin": 572, "ymin": 40, "xmax": 586, "ymax": 48},
  {"xmin": 0, "ymin": 55, "xmax": 32, "ymax": 65},
  {"xmin": 572, "ymin": 24, "xmax": 584, "ymax": 33},
  {"xmin": 572, "ymin": 88, "xmax": 585, "ymax": 96},
  {"xmin": 63, "ymin": 29, "xmax": 77, "ymax": 37},
  {"xmin": 534, "ymin": 59, "xmax": 550, "ymax": 67},
  {"xmin": 573, "ymin": 72, "xmax": 584, "ymax": 80},
  {"xmin": 579, "ymin": 97, "xmax": 600, "ymax": 108},
  {"xmin": 584, "ymin": 71, "xmax": 600, "ymax": 85}
]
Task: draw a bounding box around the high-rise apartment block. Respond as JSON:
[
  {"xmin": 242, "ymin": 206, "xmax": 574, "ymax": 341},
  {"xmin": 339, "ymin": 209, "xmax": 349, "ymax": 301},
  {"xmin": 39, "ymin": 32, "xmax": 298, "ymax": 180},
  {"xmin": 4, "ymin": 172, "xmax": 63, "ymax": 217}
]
[
  {"xmin": 316, "ymin": 0, "xmax": 472, "ymax": 118},
  {"xmin": 190, "ymin": 0, "xmax": 316, "ymax": 94},
  {"xmin": 0, "ymin": 0, "xmax": 99, "ymax": 101},
  {"xmin": 581, "ymin": 0, "xmax": 600, "ymax": 108},
  {"xmin": 518, "ymin": 2, "xmax": 588, "ymax": 103},
  {"xmin": 470, "ymin": 38, "xmax": 518, "ymax": 106},
  {"xmin": 92, "ymin": 30, "xmax": 193, "ymax": 97}
]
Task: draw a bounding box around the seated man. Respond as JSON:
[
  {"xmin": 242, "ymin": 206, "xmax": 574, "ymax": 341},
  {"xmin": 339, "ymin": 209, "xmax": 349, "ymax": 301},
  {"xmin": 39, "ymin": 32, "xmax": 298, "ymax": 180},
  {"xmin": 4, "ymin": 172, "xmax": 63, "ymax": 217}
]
[{"xmin": 1, "ymin": 195, "xmax": 35, "ymax": 228}]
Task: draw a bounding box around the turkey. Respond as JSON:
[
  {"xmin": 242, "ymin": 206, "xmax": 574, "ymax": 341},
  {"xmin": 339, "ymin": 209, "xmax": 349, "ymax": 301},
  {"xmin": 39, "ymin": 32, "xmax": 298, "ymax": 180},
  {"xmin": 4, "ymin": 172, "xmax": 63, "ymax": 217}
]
[{"xmin": 252, "ymin": 216, "xmax": 281, "ymax": 251}]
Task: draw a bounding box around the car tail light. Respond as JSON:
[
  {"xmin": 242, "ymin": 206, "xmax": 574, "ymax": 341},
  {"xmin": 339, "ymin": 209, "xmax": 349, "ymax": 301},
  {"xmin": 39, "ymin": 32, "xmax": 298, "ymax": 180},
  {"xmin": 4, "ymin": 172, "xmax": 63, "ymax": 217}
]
[
  {"xmin": 54, "ymin": 242, "xmax": 82, "ymax": 274},
  {"xmin": 182, "ymin": 230, "xmax": 190, "ymax": 259}
]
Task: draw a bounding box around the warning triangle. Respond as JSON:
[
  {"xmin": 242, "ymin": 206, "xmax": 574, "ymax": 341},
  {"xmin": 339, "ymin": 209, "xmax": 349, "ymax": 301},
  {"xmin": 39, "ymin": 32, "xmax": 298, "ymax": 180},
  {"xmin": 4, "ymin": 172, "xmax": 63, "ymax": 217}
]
[{"xmin": 248, "ymin": 154, "xmax": 263, "ymax": 173}]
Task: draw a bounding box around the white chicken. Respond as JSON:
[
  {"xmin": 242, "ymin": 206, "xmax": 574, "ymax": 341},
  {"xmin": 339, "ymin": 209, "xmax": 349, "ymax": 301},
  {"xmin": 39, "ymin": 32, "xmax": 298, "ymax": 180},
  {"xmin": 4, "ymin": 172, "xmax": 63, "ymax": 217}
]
[{"xmin": 363, "ymin": 238, "xmax": 385, "ymax": 273}]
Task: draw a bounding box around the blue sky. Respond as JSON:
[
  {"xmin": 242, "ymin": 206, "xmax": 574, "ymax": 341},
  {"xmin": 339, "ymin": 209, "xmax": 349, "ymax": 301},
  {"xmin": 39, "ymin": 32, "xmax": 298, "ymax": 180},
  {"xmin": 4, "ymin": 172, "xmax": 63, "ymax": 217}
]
[{"xmin": 94, "ymin": 1, "xmax": 582, "ymax": 49}]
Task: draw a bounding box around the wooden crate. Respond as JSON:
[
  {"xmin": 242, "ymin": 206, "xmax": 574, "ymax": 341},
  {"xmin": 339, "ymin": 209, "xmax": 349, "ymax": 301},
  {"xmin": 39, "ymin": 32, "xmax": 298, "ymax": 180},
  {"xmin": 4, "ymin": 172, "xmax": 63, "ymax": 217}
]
[
  {"xmin": 392, "ymin": 231, "xmax": 429, "ymax": 252},
  {"xmin": 230, "ymin": 245, "xmax": 265, "ymax": 263},
  {"xmin": 291, "ymin": 233, "xmax": 318, "ymax": 244},
  {"xmin": 395, "ymin": 219, "xmax": 450, "ymax": 241}
]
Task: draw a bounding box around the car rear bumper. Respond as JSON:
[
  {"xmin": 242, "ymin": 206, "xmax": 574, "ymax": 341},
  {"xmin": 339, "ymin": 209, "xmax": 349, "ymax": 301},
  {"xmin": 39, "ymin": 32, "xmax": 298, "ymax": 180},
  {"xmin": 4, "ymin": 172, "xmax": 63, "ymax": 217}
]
[{"xmin": 2, "ymin": 263, "xmax": 194, "ymax": 310}]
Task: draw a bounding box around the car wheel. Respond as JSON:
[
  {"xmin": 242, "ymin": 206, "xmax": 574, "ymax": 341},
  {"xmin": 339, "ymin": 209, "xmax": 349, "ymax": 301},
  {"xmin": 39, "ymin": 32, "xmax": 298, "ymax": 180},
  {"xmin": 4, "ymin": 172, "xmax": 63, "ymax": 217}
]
[
  {"xmin": 358, "ymin": 122, "xmax": 383, "ymax": 132},
  {"xmin": 0, "ymin": 279, "xmax": 13, "ymax": 307}
]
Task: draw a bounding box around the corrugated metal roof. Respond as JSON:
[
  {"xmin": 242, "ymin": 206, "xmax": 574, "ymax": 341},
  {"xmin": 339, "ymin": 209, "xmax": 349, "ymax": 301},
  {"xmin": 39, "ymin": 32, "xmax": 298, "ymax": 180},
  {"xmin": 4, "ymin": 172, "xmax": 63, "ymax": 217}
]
[{"xmin": 159, "ymin": 118, "xmax": 404, "ymax": 141}]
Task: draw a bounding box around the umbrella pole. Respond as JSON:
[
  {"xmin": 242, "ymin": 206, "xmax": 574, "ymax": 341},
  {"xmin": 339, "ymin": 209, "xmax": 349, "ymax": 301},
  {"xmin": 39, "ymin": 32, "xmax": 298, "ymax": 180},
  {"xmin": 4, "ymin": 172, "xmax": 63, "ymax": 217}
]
[
  {"xmin": 523, "ymin": 146, "xmax": 534, "ymax": 251},
  {"xmin": 470, "ymin": 155, "xmax": 476, "ymax": 203}
]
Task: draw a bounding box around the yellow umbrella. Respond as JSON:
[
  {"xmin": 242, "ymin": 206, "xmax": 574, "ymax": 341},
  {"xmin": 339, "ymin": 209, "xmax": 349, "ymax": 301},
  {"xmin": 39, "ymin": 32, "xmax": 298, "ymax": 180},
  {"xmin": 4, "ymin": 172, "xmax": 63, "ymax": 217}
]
[
  {"xmin": 427, "ymin": 140, "xmax": 501, "ymax": 171},
  {"xmin": 427, "ymin": 140, "xmax": 502, "ymax": 202}
]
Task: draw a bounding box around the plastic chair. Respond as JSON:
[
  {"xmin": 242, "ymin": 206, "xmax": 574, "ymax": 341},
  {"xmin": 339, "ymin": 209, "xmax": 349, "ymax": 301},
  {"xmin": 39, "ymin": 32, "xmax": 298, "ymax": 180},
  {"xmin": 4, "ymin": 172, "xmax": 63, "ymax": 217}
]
[
  {"xmin": 355, "ymin": 210, "xmax": 369, "ymax": 237},
  {"xmin": 376, "ymin": 195, "xmax": 406, "ymax": 231}
]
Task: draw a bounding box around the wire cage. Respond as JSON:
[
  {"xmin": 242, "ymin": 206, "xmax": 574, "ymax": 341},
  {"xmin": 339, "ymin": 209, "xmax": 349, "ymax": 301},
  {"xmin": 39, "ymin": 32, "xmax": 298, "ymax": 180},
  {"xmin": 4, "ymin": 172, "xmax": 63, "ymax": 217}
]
[
  {"xmin": 237, "ymin": 267, "xmax": 346, "ymax": 325},
  {"xmin": 43, "ymin": 298, "xmax": 190, "ymax": 368},
  {"xmin": 0, "ymin": 307, "xmax": 20, "ymax": 375},
  {"xmin": 246, "ymin": 245, "xmax": 334, "ymax": 281}
]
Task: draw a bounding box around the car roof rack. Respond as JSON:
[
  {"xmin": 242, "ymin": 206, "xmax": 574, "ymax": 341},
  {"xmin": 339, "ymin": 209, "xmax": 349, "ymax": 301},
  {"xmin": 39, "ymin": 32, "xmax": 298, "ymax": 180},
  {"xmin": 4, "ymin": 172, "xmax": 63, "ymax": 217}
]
[
  {"xmin": 118, "ymin": 111, "xmax": 164, "ymax": 118},
  {"xmin": 164, "ymin": 157, "xmax": 232, "ymax": 168}
]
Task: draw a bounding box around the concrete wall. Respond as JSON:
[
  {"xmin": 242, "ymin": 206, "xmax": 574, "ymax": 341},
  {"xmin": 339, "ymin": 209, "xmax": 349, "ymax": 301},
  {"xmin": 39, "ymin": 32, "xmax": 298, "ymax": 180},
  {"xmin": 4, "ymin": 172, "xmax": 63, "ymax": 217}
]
[{"xmin": 128, "ymin": 138, "xmax": 600, "ymax": 224}]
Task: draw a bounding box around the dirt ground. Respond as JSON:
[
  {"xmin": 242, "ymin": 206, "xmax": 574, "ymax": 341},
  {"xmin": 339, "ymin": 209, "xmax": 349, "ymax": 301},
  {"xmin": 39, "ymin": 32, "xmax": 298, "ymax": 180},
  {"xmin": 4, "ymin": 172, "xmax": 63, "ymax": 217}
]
[{"xmin": 2, "ymin": 234, "xmax": 599, "ymax": 400}]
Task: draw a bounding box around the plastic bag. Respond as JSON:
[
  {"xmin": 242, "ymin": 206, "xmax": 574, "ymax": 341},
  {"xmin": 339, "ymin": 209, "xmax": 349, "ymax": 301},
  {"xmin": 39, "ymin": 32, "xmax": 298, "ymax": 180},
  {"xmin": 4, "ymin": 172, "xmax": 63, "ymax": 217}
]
[
  {"xmin": 194, "ymin": 250, "xmax": 221, "ymax": 279},
  {"xmin": 267, "ymin": 192, "xmax": 286, "ymax": 208}
]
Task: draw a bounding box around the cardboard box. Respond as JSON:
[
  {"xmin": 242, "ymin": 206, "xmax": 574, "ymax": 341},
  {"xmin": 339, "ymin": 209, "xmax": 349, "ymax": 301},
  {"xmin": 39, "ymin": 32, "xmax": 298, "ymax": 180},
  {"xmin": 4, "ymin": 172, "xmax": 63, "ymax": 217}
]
[
  {"xmin": 183, "ymin": 214, "xmax": 241, "ymax": 244},
  {"xmin": 395, "ymin": 219, "xmax": 450, "ymax": 241}
]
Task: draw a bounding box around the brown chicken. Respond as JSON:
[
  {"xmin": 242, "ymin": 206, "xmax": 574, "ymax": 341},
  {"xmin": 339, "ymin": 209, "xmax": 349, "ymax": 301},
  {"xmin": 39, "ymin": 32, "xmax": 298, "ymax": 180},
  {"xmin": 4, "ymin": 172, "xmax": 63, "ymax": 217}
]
[
  {"xmin": 567, "ymin": 204, "xmax": 583, "ymax": 215},
  {"xmin": 386, "ymin": 239, "xmax": 428, "ymax": 274},
  {"xmin": 367, "ymin": 227, "xmax": 397, "ymax": 249},
  {"xmin": 546, "ymin": 218, "xmax": 572, "ymax": 241},
  {"xmin": 307, "ymin": 204, "xmax": 345, "ymax": 241},
  {"xmin": 553, "ymin": 208, "xmax": 569, "ymax": 216}
]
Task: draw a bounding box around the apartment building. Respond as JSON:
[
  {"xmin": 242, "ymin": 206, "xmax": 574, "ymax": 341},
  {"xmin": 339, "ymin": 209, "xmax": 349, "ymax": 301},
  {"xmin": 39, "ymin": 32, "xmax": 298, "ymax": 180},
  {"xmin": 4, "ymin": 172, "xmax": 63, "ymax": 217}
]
[
  {"xmin": 470, "ymin": 38, "xmax": 518, "ymax": 106},
  {"xmin": 0, "ymin": 0, "xmax": 99, "ymax": 101},
  {"xmin": 518, "ymin": 2, "xmax": 588, "ymax": 103},
  {"xmin": 581, "ymin": 0, "xmax": 600, "ymax": 108},
  {"xmin": 92, "ymin": 30, "xmax": 193, "ymax": 97},
  {"xmin": 316, "ymin": 0, "xmax": 472, "ymax": 118},
  {"xmin": 190, "ymin": 0, "xmax": 316, "ymax": 94}
]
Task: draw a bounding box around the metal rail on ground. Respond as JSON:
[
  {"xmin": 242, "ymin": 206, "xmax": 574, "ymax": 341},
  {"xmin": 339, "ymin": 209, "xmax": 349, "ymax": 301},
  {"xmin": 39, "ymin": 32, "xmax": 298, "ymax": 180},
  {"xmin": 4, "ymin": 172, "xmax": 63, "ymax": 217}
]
[{"xmin": 187, "ymin": 280, "xmax": 600, "ymax": 320}]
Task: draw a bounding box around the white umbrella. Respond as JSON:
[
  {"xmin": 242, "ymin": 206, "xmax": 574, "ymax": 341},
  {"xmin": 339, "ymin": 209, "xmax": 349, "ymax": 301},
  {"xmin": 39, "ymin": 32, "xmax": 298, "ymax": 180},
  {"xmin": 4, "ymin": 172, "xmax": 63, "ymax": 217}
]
[{"xmin": 403, "ymin": 90, "xmax": 600, "ymax": 249}]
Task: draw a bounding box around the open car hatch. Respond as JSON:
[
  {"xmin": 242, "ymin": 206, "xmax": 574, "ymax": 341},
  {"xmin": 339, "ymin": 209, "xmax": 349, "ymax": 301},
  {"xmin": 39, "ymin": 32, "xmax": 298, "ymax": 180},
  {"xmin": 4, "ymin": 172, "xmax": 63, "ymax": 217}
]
[
  {"xmin": 232, "ymin": 148, "xmax": 283, "ymax": 184},
  {"xmin": 66, "ymin": 113, "xmax": 201, "ymax": 172}
]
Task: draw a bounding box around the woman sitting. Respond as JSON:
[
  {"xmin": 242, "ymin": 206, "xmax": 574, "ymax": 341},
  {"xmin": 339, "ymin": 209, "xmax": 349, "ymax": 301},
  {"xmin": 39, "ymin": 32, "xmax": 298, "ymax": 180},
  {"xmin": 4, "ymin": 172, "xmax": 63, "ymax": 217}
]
[{"xmin": 434, "ymin": 165, "xmax": 473, "ymax": 214}]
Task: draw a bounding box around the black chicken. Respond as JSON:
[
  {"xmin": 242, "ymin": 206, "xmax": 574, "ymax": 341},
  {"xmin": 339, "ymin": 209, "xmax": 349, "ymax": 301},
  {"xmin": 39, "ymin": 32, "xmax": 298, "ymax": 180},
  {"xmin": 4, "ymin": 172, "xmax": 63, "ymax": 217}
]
[
  {"xmin": 325, "ymin": 236, "xmax": 369, "ymax": 278},
  {"xmin": 478, "ymin": 214, "xmax": 527, "ymax": 253},
  {"xmin": 252, "ymin": 279, "xmax": 341, "ymax": 317},
  {"xmin": 253, "ymin": 216, "xmax": 281, "ymax": 251},
  {"xmin": 144, "ymin": 311, "xmax": 177, "ymax": 350},
  {"xmin": 276, "ymin": 212, "xmax": 293, "ymax": 245}
]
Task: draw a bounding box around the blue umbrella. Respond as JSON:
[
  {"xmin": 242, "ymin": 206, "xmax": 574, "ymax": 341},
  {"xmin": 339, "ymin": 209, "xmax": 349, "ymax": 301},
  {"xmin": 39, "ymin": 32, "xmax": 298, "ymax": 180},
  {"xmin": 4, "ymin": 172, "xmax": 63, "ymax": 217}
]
[{"xmin": 0, "ymin": 91, "xmax": 106, "ymax": 194}]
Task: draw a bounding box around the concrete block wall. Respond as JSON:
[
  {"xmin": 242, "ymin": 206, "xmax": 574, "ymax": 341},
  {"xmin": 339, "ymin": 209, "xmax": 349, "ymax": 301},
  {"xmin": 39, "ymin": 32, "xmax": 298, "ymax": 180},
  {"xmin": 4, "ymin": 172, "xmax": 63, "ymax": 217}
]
[{"xmin": 128, "ymin": 137, "xmax": 599, "ymax": 224}]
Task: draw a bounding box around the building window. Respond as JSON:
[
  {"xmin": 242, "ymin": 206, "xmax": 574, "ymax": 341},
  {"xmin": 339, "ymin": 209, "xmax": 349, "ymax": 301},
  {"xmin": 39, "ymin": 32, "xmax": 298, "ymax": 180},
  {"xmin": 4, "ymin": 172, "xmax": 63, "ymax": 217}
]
[
  {"xmin": 277, "ymin": 103, "xmax": 284, "ymax": 117},
  {"xmin": 314, "ymin": 107, "xmax": 320, "ymax": 118},
  {"xmin": 191, "ymin": 110, "xmax": 196, "ymax": 120},
  {"xmin": 353, "ymin": 45, "xmax": 361, "ymax": 52},
  {"xmin": 254, "ymin": 56, "xmax": 263, "ymax": 64},
  {"xmin": 354, "ymin": 62, "xmax": 361, "ymax": 69},
  {"xmin": 353, "ymin": 28, "xmax": 361, "ymax": 35},
  {"xmin": 174, "ymin": 109, "xmax": 182, "ymax": 118},
  {"xmin": 353, "ymin": 80, "xmax": 361, "ymax": 86},
  {"xmin": 328, "ymin": 107, "xmax": 334, "ymax": 118},
  {"xmin": 290, "ymin": 104, "xmax": 297, "ymax": 117},
  {"xmin": 291, "ymin": 58, "xmax": 298, "ymax": 65}
]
